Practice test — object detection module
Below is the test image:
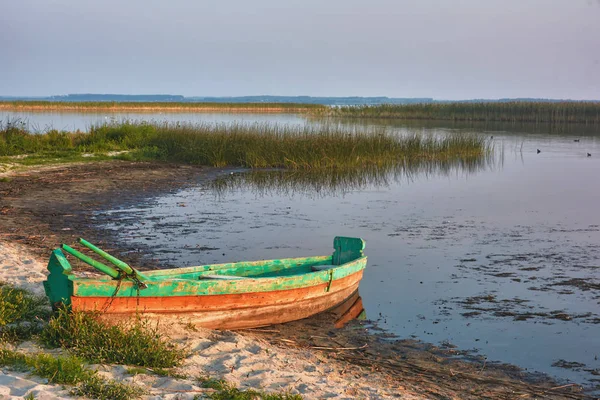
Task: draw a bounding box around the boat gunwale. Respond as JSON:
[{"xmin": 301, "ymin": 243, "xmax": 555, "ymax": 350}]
[
  {"xmin": 69, "ymin": 256, "xmax": 367, "ymax": 298},
  {"xmin": 144, "ymin": 254, "xmax": 334, "ymax": 278},
  {"xmin": 63, "ymin": 254, "xmax": 336, "ymax": 282}
]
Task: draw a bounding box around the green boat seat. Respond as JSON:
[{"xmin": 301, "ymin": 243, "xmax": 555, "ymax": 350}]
[{"xmin": 311, "ymin": 264, "xmax": 337, "ymax": 272}]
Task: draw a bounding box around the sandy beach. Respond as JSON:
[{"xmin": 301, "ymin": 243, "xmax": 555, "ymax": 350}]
[{"xmin": 0, "ymin": 239, "xmax": 418, "ymax": 399}]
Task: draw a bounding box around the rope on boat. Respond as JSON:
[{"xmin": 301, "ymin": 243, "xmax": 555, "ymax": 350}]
[
  {"xmin": 102, "ymin": 273, "xmax": 124, "ymax": 313},
  {"xmin": 61, "ymin": 239, "xmax": 148, "ymax": 313},
  {"xmin": 102, "ymin": 270, "xmax": 146, "ymax": 312}
]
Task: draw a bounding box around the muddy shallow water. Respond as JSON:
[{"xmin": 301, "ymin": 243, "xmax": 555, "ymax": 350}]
[
  {"xmin": 88, "ymin": 121, "xmax": 600, "ymax": 390},
  {"xmin": 3, "ymin": 111, "xmax": 600, "ymax": 392}
]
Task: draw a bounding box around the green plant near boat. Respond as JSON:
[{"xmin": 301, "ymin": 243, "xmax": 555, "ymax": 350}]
[
  {"xmin": 320, "ymin": 101, "xmax": 600, "ymax": 124},
  {"xmin": 1, "ymin": 120, "xmax": 490, "ymax": 170},
  {"xmin": 39, "ymin": 307, "xmax": 186, "ymax": 368},
  {"xmin": 0, "ymin": 282, "xmax": 183, "ymax": 368},
  {"xmin": 0, "ymin": 283, "xmax": 51, "ymax": 342},
  {"xmin": 0, "ymin": 282, "xmax": 300, "ymax": 399},
  {"xmin": 125, "ymin": 366, "xmax": 189, "ymax": 379},
  {"xmin": 198, "ymin": 376, "xmax": 303, "ymax": 400},
  {"xmin": 0, "ymin": 347, "xmax": 144, "ymax": 400}
]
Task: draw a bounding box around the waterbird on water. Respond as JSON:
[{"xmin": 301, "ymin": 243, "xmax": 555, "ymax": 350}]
[
  {"xmin": 588, "ymin": 153, "xmax": 592, "ymax": 157},
  {"xmin": 574, "ymin": 139, "xmax": 580, "ymax": 142},
  {"xmin": 537, "ymin": 149, "xmax": 541, "ymax": 154}
]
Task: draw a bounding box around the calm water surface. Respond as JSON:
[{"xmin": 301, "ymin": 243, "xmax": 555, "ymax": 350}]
[
  {"xmin": 0, "ymin": 110, "xmax": 305, "ymax": 131},
  {"xmin": 7, "ymin": 111, "xmax": 599, "ymax": 389}
]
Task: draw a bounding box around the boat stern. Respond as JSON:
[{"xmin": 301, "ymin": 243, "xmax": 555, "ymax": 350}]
[{"xmin": 43, "ymin": 248, "xmax": 74, "ymax": 309}]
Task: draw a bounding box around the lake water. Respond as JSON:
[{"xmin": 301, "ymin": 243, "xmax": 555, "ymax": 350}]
[
  {"xmin": 0, "ymin": 110, "xmax": 306, "ymax": 132},
  {"xmin": 5, "ymin": 111, "xmax": 600, "ymax": 390}
]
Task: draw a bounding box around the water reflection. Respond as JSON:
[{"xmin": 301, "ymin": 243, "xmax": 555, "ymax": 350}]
[
  {"xmin": 331, "ymin": 290, "xmax": 366, "ymax": 329},
  {"xmin": 85, "ymin": 114, "xmax": 599, "ymax": 389},
  {"xmin": 314, "ymin": 117, "xmax": 600, "ymax": 137},
  {"xmin": 0, "ymin": 111, "xmax": 306, "ymax": 133},
  {"xmin": 210, "ymin": 154, "xmax": 498, "ymax": 198}
]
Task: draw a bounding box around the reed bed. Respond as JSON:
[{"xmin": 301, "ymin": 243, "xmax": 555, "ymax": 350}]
[
  {"xmin": 0, "ymin": 100, "xmax": 325, "ymax": 113},
  {"xmin": 321, "ymin": 102, "xmax": 600, "ymax": 124},
  {"xmin": 0, "ymin": 120, "xmax": 490, "ymax": 170}
]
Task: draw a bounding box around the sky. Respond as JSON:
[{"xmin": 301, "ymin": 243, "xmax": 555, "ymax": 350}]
[{"xmin": 1, "ymin": 0, "xmax": 599, "ymax": 100}]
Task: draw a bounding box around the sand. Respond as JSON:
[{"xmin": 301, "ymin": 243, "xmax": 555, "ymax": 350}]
[{"xmin": 0, "ymin": 239, "xmax": 420, "ymax": 399}]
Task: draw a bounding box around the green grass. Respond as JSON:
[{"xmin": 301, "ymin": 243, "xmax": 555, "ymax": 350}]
[
  {"xmin": 198, "ymin": 376, "xmax": 303, "ymax": 400},
  {"xmin": 0, "ymin": 283, "xmax": 300, "ymax": 399},
  {"xmin": 320, "ymin": 101, "xmax": 600, "ymax": 124},
  {"xmin": 0, "ymin": 283, "xmax": 51, "ymax": 342},
  {"xmin": 0, "ymin": 348, "xmax": 144, "ymax": 399},
  {"xmin": 125, "ymin": 366, "xmax": 188, "ymax": 379},
  {"xmin": 0, "ymin": 282, "xmax": 184, "ymax": 368},
  {"xmin": 1, "ymin": 120, "xmax": 490, "ymax": 170},
  {"xmin": 0, "ymin": 100, "xmax": 325, "ymax": 112},
  {"xmin": 39, "ymin": 308, "xmax": 186, "ymax": 368}
]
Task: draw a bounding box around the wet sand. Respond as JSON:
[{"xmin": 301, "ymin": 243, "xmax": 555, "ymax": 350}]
[{"xmin": 0, "ymin": 161, "xmax": 592, "ymax": 399}]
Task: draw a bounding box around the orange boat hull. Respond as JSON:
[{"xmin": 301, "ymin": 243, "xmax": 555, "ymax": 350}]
[{"xmin": 71, "ymin": 270, "xmax": 363, "ymax": 329}]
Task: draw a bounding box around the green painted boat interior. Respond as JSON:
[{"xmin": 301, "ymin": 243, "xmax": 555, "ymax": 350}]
[{"xmin": 44, "ymin": 236, "xmax": 366, "ymax": 305}]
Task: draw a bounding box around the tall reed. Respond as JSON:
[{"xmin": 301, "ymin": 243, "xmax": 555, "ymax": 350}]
[
  {"xmin": 321, "ymin": 102, "xmax": 600, "ymax": 125},
  {"xmin": 0, "ymin": 120, "xmax": 490, "ymax": 170},
  {"xmin": 0, "ymin": 101, "xmax": 325, "ymax": 113}
]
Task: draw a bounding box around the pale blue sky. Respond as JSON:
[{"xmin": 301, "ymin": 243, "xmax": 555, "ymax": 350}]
[{"xmin": 1, "ymin": 0, "xmax": 599, "ymax": 99}]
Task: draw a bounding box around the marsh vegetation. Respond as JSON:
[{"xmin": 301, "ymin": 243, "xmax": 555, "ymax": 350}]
[
  {"xmin": 0, "ymin": 120, "xmax": 491, "ymax": 170},
  {"xmin": 322, "ymin": 101, "xmax": 600, "ymax": 124},
  {"xmin": 0, "ymin": 100, "xmax": 326, "ymax": 113},
  {"xmin": 209, "ymin": 150, "xmax": 495, "ymax": 197}
]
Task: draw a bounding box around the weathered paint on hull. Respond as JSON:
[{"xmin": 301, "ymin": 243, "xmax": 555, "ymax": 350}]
[
  {"xmin": 45, "ymin": 237, "xmax": 368, "ymax": 329},
  {"xmin": 71, "ymin": 271, "xmax": 363, "ymax": 329}
]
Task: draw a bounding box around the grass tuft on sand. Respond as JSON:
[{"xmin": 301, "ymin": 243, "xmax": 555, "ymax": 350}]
[
  {"xmin": 198, "ymin": 376, "xmax": 303, "ymax": 400},
  {"xmin": 0, "ymin": 348, "xmax": 144, "ymax": 400},
  {"xmin": 0, "ymin": 282, "xmax": 302, "ymax": 399},
  {"xmin": 0, "ymin": 283, "xmax": 51, "ymax": 342},
  {"xmin": 39, "ymin": 307, "xmax": 186, "ymax": 368}
]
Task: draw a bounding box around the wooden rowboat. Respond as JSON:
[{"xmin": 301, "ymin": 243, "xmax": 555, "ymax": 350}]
[{"xmin": 43, "ymin": 237, "xmax": 367, "ymax": 329}]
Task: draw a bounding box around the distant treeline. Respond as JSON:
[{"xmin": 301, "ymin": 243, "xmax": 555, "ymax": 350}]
[
  {"xmin": 1, "ymin": 94, "xmax": 597, "ymax": 106},
  {"xmin": 0, "ymin": 94, "xmax": 434, "ymax": 105},
  {"xmin": 324, "ymin": 102, "xmax": 600, "ymax": 124}
]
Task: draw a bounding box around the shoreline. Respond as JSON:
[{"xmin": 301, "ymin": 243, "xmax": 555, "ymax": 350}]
[
  {"xmin": 0, "ymin": 104, "xmax": 319, "ymax": 114},
  {"xmin": 0, "ymin": 161, "xmax": 591, "ymax": 399}
]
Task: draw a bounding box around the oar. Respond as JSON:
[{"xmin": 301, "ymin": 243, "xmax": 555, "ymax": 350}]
[
  {"xmin": 78, "ymin": 238, "xmax": 150, "ymax": 283},
  {"xmin": 61, "ymin": 244, "xmax": 120, "ymax": 279}
]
